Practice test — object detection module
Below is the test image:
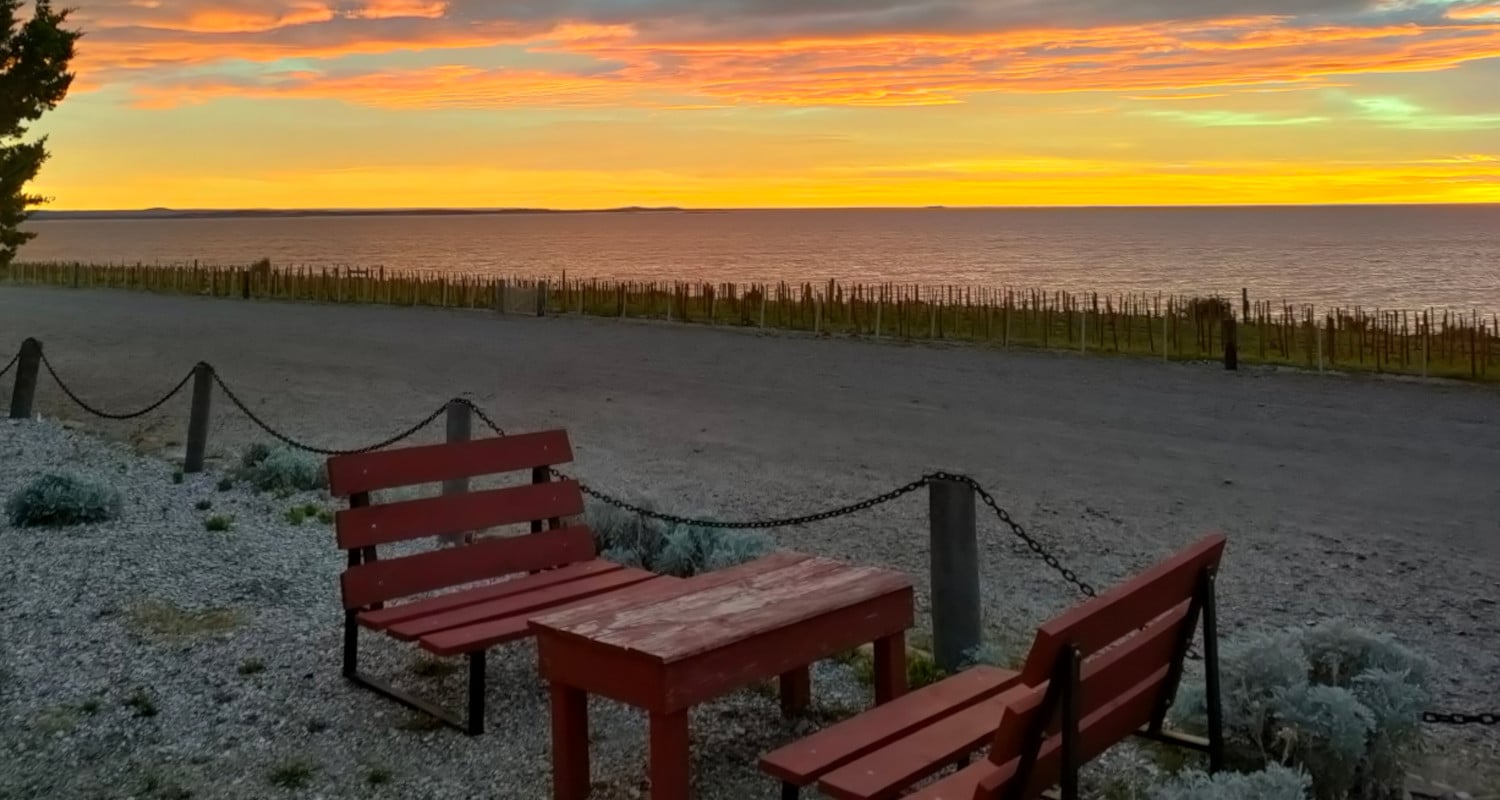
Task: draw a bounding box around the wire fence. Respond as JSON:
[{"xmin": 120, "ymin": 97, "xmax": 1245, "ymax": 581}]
[{"xmin": 0, "ymin": 339, "xmax": 1493, "ymax": 727}]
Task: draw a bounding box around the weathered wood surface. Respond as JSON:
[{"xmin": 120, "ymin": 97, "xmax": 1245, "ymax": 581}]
[
  {"xmin": 536, "ymin": 551, "xmax": 916, "ymax": 800},
  {"xmin": 761, "ymin": 665, "xmax": 1022, "ymax": 785},
  {"xmin": 335, "ymin": 479, "xmax": 584, "ymax": 549},
  {"xmin": 1019, "ymin": 533, "xmax": 1224, "ymax": 685},
  {"xmin": 533, "ymin": 551, "xmax": 912, "ymax": 663},
  {"xmin": 421, "ymin": 575, "xmax": 677, "ymax": 656},
  {"xmin": 358, "ymin": 559, "xmax": 623, "ymax": 630},
  {"xmin": 340, "ymin": 526, "xmax": 597, "ymax": 609},
  {"xmin": 327, "ymin": 429, "xmax": 573, "ymax": 496}
]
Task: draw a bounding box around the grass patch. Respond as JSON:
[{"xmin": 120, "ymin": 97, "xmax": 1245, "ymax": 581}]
[
  {"xmin": 78, "ymin": 697, "xmax": 102, "ymax": 715},
  {"xmin": 305, "ymin": 718, "xmax": 329, "ymax": 734},
  {"xmin": 124, "ymin": 688, "xmax": 158, "ymax": 718},
  {"xmin": 238, "ymin": 658, "xmax": 266, "ymax": 676},
  {"xmin": 128, "ymin": 599, "xmax": 242, "ymax": 638},
  {"xmin": 142, "ymin": 771, "xmax": 194, "ymax": 800},
  {"xmin": 216, "ymin": 477, "xmax": 234, "ymax": 492},
  {"xmin": 33, "ymin": 706, "xmax": 80, "ymax": 734},
  {"xmin": 172, "ymin": 470, "xmax": 184, "ymax": 485},
  {"xmin": 316, "ymin": 509, "xmax": 335, "ymax": 525},
  {"xmin": 409, "ymin": 656, "xmax": 460, "ymax": 679},
  {"xmin": 394, "ymin": 713, "xmax": 445, "ymax": 732},
  {"xmin": 283, "ymin": 507, "xmax": 306, "ymax": 526},
  {"xmin": 203, "ymin": 514, "xmax": 232, "ymax": 532},
  {"xmin": 267, "ymin": 759, "xmax": 317, "ymax": 790},
  {"xmin": 366, "ymin": 767, "xmax": 393, "ymax": 786},
  {"xmin": 194, "ymin": 499, "xmax": 212, "ymax": 511}
]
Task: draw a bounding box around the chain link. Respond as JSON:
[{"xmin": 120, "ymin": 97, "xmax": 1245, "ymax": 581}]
[
  {"xmin": 568, "ymin": 472, "xmax": 932, "ymax": 529},
  {"xmin": 0, "ymin": 350, "xmax": 18, "ymax": 381},
  {"xmin": 931, "ymin": 471, "xmax": 1099, "ymax": 598},
  {"xmin": 1423, "ymin": 711, "xmax": 1499, "ymax": 726},
  {"xmin": 211, "ymin": 369, "xmax": 448, "ymax": 456},
  {"xmin": 41, "ymin": 353, "xmax": 195, "ymax": 420},
  {"xmin": 456, "ymin": 398, "xmax": 507, "ymax": 437}
]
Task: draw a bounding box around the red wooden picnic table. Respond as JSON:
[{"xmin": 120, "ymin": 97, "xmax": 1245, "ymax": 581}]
[{"xmin": 531, "ymin": 550, "xmax": 915, "ymax": 800}]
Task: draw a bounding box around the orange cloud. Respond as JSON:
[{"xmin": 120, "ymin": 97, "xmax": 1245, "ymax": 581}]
[{"xmin": 101, "ymin": 16, "xmax": 1500, "ymax": 110}]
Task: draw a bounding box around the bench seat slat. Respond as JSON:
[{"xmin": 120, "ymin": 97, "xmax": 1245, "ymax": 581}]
[
  {"xmin": 341, "ymin": 526, "xmax": 597, "ymax": 609},
  {"xmin": 818, "ymin": 683, "xmax": 1032, "ymax": 800},
  {"xmin": 358, "ymin": 560, "xmax": 624, "ymax": 631},
  {"xmin": 760, "ymin": 665, "xmax": 1020, "ymax": 786},
  {"xmin": 420, "ymin": 574, "xmax": 674, "ymax": 656},
  {"xmin": 336, "ymin": 480, "xmax": 585, "ymax": 550},
  {"xmin": 388, "ymin": 568, "xmax": 661, "ymax": 640}
]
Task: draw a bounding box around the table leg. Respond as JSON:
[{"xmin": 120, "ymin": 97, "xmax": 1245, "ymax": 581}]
[
  {"xmin": 649, "ymin": 710, "xmax": 691, "ymax": 800},
  {"xmin": 779, "ymin": 666, "xmax": 811, "ymax": 717},
  {"xmin": 872, "ymin": 631, "xmax": 907, "ymax": 705},
  {"xmin": 550, "ymin": 682, "xmax": 590, "ymax": 800}
]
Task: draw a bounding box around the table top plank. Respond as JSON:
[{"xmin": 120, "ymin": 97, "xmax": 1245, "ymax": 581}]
[
  {"xmin": 533, "ymin": 552, "xmax": 911, "ymax": 664},
  {"xmin": 532, "ymin": 550, "xmax": 812, "ymax": 630}
]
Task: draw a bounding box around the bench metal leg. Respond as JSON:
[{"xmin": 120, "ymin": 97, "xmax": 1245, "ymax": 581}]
[
  {"xmin": 342, "ymin": 614, "xmax": 487, "ymax": 736},
  {"xmin": 467, "ymin": 650, "xmax": 486, "ymax": 736},
  {"xmin": 781, "ymin": 783, "xmax": 800, "ymax": 800}
]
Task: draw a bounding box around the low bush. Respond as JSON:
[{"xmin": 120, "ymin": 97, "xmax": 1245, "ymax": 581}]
[
  {"xmin": 234, "ymin": 444, "xmax": 327, "ymax": 493},
  {"xmin": 1151, "ymin": 764, "xmax": 1312, "ymax": 800},
  {"xmin": 1171, "ymin": 620, "xmax": 1431, "ymax": 800},
  {"xmin": 6, "ymin": 473, "xmax": 123, "ymax": 527},
  {"xmin": 586, "ymin": 499, "xmax": 774, "ymax": 577}
]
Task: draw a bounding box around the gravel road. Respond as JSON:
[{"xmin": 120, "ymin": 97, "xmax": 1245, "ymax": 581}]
[{"xmin": 1, "ymin": 285, "xmax": 1497, "ymax": 796}]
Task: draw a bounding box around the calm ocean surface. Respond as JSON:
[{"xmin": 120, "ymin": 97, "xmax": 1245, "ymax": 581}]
[{"xmin": 19, "ymin": 206, "xmax": 1500, "ymax": 312}]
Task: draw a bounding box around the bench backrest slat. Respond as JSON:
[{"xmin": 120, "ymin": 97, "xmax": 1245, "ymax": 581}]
[
  {"xmin": 975, "ymin": 533, "xmax": 1225, "ymax": 799},
  {"xmin": 341, "ymin": 525, "xmax": 596, "ymax": 609},
  {"xmin": 327, "ymin": 430, "xmax": 573, "ymax": 497},
  {"xmin": 328, "ymin": 429, "xmax": 597, "ymax": 609},
  {"xmin": 987, "ymin": 599, "xmax": 1188, "ymax": 762},
  {"xmin": 335, "ymin": 480, "xmax": 584, "ymax": 550},
  {"xmin": 1018, "ymin": 534, "xmax": 1225, "ymax": 686},
  {"xmin": 976, "ymin": 663, "xmax": 1174, "ymax": 799}
]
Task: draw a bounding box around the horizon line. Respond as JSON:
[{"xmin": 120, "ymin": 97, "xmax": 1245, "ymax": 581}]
[{"xmin": 33, "ymin": 201, "xmax": 1500, "ymax": 215}]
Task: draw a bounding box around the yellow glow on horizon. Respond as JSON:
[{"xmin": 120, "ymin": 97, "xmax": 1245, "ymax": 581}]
[{"xmin": 30, "ymin": 1, "xmax": 1500, "ymax": 209}]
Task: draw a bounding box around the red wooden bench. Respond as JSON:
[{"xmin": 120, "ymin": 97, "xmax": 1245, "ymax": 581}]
[
  {"xmin": 327, "ymin": 429, "xmax": 674, "ymax": 735},
  {"xmin": 761, "ymin": 533, "xmax": 1226, "ymax": 800}
]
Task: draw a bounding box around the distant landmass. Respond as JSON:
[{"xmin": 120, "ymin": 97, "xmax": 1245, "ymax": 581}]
[{"xmin": 28, "ymin": 206, "xmax": 687, "ymax": 221}]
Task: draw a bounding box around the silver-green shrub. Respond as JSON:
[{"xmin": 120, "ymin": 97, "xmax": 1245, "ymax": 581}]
[
  {"xmin": 1171, "ymin": 620, "xmax": 1431, "ymax": 800},
  {"xmin": 1151, "ymin": 765, "xmax": 1312, "ymax": 800},
  {"xmin": 234, "ymin": 444, "xmax": 327, "ymax": 493},
  {"xmin": 6, "ymin": 473, "xmax": 123, "ymax": 527},
  {"xmin": 584, "ymin": 500, "xmax": 773, "ymax": 577}
]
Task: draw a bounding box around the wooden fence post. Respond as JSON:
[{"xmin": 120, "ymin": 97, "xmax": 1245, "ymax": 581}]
[
  {"xmin": 929, "ymin": 477, "xmax": 981, "ymax": 674},
  {"xmin": 1223, "ymin": 317, "xmax": 1238, "ymax": 371},
  {"xmin": 441, "ymin": 399, "xmax": 474, "ymax": 545},
  {"xmin": 183, "ymin": 363, "xmax": 214, "ymax": 473},
  {"xmin": 8, "ymin": 338, "xmax": 42, "ymax": 419},
  {"xmin": 536, "ymin": 280, "xmax": 547, "ymax": 317}
]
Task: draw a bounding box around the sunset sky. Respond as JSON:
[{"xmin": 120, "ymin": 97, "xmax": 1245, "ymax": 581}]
[{"xmin": 27, "ymin": 0, "xmax": 1500, "ymax": 209}]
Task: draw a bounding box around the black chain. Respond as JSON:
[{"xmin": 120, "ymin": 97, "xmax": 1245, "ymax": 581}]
[
  {"xmin": 1423, "ymin": 711, "xmax": 1499, "ymax": 726},
  {"xmin": 0, "ymin": 350, "xmax": 18, "ymax": 380},
  {"xmin": 569, "ymin": 472, "xmax": 932, "ymax": 529},
  {"xmin": 934, "ymin": 471, "xmax": 1098, "ymax": 598},
  {"xmin": 41, "ymin": 353, "xmax": 195, "ymax": 420},
  {"xmin": 211, "ymin": 369, "xmax": 448, "ymax": 456},
  {"xmin": 456, "ymin": 398, "xmax": 507, "ymax": 437}
]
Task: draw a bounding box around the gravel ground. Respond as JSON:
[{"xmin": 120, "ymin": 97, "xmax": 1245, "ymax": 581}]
[
  {"xmin": 0, "ymin": 420, "xmax": 877, "ymax": 800},
  {"xmin": 1, "ymin": 285, "xmax": 1498, "ymax": 796}
]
